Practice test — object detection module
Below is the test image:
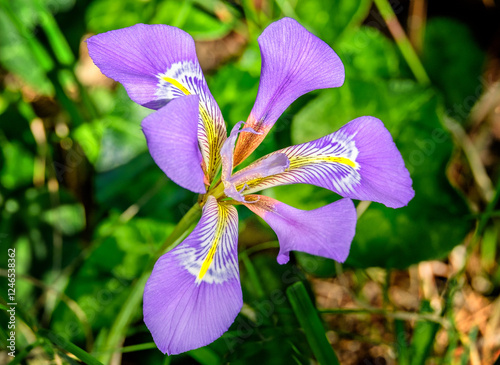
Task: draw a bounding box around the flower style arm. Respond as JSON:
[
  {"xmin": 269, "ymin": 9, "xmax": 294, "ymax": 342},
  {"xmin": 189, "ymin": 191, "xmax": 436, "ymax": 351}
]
[
  {"xmin": 244, "ymin": 196, "xmax": 357, "ymax": 264},
  {"xmin": 233, "ymin": 17, "xmax": 345, "ymax": 165},
  {"xmin": 143, "ymin": 196, "xmax": 242, "ymax": 355},
  {"xmin": 87, "ymin": 24, "xmax": 226, "ymax": 182},
  {"xmin": 235, "ymin": 116, "xmax": 415, "ymax": 209}
]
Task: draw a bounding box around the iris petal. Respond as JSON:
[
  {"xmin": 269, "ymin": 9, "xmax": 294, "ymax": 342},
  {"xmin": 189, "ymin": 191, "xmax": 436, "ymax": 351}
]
[
  {"xmin": 233, "ymin": 17, "xmax": 345, "ymax": 165},
  {"xmin": 87, "ymin": 24, "xmax": 226, "ymax": 181},
  {"xmin": 143, "ymin": 196, "xmax": 241, "ymax": 355},
  {"xmin": 244, "ymin": 196, "xmax": 356, "ymax": 264},
  {"xmin": 237, "ymin": 116, "xmax": 415, "ymax": 209},
  {"xmin": 142, "ymin": 95, "xmax": 205, "ymax": 193}
]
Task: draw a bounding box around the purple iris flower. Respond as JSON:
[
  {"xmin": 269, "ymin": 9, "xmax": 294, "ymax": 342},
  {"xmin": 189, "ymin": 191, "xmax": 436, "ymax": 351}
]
[{"xmin": 87, "ymin": 18, "xmax": 414, "ymax": 355}]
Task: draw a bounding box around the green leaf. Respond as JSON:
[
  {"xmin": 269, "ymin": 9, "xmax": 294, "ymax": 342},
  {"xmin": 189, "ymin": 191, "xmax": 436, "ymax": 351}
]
[
  {"xmin": 422, "ymin": 18, "xmax": 485, "ymax": 122},
  {"xmin": 87, "ymin": 0, "xmax": 233, "ymax": 40},
  {"xmin": 85, "ymin": 0, "xmax": 153, "ymax": 33},
  {"xmin": 187, "ymin": 347, "xmax": 222, "ymax": 365},
  {"xmin": 42, "ymin": 204, "xmax": 86, "ymax": 235},
  {"xmin": 394, "ymin": 319, "xmax": 410, "ymax": 365},
  {"xmin": 286, "ymin": 282, "xmax": 340, "ymax": 365},
  {"xmin": 337, "ymin": 27, "xmax": 401, "ymax": 80},
  {"xmin": 0, "ymin": 141, "xmax": 34, "ymax": 190},
  {"xmin": 152, "ymin": 1, "xmax": 233, "ymax": 40},
  {"xmin": 94, "ymin": 88, "xmax": 152, "ymax": 172},
  {"xmin": 0, "ymin": 8, "xmax": 53, "ymax": 94},
  {"xmin": 295, "ymin": 0, "xmax": 371, "ymax": 44},
  {"xmin": 409, "ymin": 301, "xmax": 440, "ymax": 365}
]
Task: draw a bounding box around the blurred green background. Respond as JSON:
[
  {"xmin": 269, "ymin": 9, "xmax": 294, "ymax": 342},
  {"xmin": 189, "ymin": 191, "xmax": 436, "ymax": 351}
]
[{"xmin": 1, "ymin": 0, "xmax": 499, "ymax": 364}]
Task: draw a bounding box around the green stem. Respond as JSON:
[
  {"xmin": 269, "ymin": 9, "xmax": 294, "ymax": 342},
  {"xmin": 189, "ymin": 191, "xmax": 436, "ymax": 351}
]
[
  {"xmin": 477, "ymin": 176, "xmax": 500, "ymax": 237},
  {"xmin": 373, "ymin": 0, "xmax": 430, "ymax": 85},
  {"xmin": 158, "ymin": 202, "xmax": 202, "ymax": 257}
]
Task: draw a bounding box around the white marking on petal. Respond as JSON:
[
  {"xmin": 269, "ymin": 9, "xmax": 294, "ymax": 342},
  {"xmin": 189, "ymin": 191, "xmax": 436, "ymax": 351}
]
[{"xmin": 174, "ymin": 199, "xmax": 239, "ymax": 285}]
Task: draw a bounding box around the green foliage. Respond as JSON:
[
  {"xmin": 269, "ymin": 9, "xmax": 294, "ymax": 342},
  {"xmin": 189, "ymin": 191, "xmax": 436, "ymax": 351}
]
[
  {"xmin": 0, "ymin": 0, "xmax": 493, "ymax": 364},
  {"xmin": 422, "ymin": 18, "xmax": 485, "ymax": 121},
  {"xmin": 87, "ymin": 0, "xmax": 233, "ymax": 39},
  {"xmin": 287, "ymin": 282, "xmax": 340, "ymax": 365}
]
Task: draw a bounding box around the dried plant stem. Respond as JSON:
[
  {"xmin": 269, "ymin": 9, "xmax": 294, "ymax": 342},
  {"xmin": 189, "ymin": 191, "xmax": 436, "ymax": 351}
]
[
  {"xmin": 408, "ymin": 0, "xmax": 427, "ymax": 53},
  {"xmin": 443, "ymin": 116, "xmax": 495, "ymax": 203},
  {"xmin": 373, "ymin": 0, "xmax": 430, "ymax": 85}
]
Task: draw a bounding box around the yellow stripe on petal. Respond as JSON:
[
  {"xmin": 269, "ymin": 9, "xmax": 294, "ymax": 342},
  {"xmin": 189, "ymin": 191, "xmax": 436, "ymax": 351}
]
[
  {"xmin": 230, "ymin": 130, "xmax": 361, "ymax": 196},
  {"xmin": 197, "ymin": 203, "xmax": 230, "ymax": 282},
  {"xmin": 162, "ymin": 77, "xmax": 191, "ymax": 95},
  {"xmin": 288, "ymin": 155, "xmax": 357, "ymax": 169}
]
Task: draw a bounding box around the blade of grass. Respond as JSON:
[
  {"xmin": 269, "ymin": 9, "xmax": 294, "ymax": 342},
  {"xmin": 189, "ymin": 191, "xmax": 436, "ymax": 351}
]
[
  {"xmin": 39, "ymin": 329, "xmax": 104, "ymax": 365},
  {"xmin": 394, "ymin": 319, "xmax": 410, "ymax": 365},
  {"xmin": 34, "ymin": 0, "xmax": 75, "ymax": 66},
  {"xmin": 409, "ymin": 300, "xmax": 440, "ymax": 365},
  {"xmin": 286, "ymin": 281, "xmax": 340, "ymax": 365}
]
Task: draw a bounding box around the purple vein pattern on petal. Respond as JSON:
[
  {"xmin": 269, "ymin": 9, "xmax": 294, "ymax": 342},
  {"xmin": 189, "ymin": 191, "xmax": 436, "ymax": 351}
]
[
  {"xmin": 142, "ymin": 95, "xmax": 205, "ymax": 193},
  {"xmin": 244, "ymin": 196, "xmax": 356, "ymax": 264},
  {"xmin": 238, "ymin": 116, "xmax": 415, "ymax": 208},
  {"xmin": 86, "ymin": 24, "xmax": 226, "ymax": 181},
  {"xmin": 233, "ymin": 17, "xmax": 345, "ymax": 166},
  {"xmin": 143, "ymin": 196, "xmax": 241, "ymax": 355}
]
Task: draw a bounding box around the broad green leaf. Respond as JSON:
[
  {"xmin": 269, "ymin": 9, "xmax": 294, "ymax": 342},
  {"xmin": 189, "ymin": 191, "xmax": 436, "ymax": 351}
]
[
  {"xmin": 94, "ymin": 87, "xmax": 152, "ymax": 172},
  {"xmin": 0, "ymin": 142, "xmax": 34, "ymax": 190},
  {"xmin": 152, "ymin": 1, "xmax": 233, "ymax": 40},
  {"xmin": 42, "ymin": 204, "xmax": 86, "ymax": 235},
  {"xmin": 295, "ymin": 0, "xmax": 371, "ymax": 44},
  {"xmin": 422, "ymin": 18, "xmax": 485, "ymax": 122},
  {"xmin": 337, "ymin": 26, "xmax": 401, "ymax": 80}
]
